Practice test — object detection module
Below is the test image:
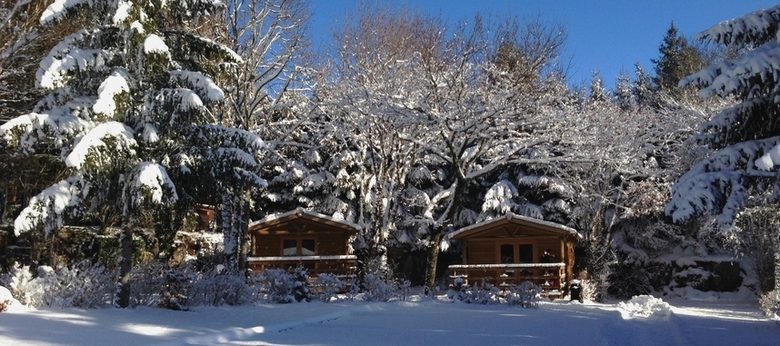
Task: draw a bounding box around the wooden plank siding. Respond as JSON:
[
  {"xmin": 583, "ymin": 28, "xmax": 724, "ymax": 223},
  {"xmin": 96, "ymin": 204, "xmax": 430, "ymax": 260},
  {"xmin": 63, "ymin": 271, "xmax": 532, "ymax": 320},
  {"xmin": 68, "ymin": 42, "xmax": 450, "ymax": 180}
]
[
  {"xmin": 448, "ymin": 213, "xmax": 582, "ymax": 298},
  {"xmin": 247, "ymin": 209, "xmax": 358, "ymax": 277}
]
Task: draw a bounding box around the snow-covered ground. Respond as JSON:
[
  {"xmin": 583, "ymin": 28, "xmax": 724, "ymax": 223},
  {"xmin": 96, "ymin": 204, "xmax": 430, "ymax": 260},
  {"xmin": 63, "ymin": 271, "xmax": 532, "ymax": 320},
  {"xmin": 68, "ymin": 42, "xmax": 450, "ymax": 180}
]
[{"xmin": 1, "ymin": 296, "xmax": 778, "ymax": 346}]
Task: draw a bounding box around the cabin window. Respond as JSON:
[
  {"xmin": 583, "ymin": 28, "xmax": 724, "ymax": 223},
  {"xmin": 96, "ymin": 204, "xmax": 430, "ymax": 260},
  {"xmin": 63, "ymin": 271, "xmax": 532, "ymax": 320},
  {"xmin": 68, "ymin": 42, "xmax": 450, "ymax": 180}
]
[
  {"xmin": 519, "ymin": 244, "xmax": 534, "ymax": 263},
  {"xmin": 282, "ymin": 238, "xmax": 317, "ymax": 256},
  {"xmin": 301, "ymin": 239, "xmax": 316, "ymax": 255},
  {"xmin": 500, "ymin": 244, "xmax": 515, "ymax": 264},
  {"xmin": 282, "ymin": 239, "xmax": 297, "ymax": 256}
]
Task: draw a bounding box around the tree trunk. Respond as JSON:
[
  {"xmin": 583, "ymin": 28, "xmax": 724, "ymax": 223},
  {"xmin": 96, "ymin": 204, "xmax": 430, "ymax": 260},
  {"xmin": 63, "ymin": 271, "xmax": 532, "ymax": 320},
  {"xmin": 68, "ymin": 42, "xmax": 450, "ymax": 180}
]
[
  {"xmin": 775, "ymin": 235, "xmax": 780, "ymax": 292},
  {"xmin": 222, "ymin": 191, "xmax": 250, "ymax": 275},
  {"xmin": 423, "ymin": 229, "xmax": 444, "ymax": 290},
  {"xmin": 117, "ymin": 227, "xmax": 133, "ymax": 308},
  {"xmin": 236, "ymin": 195, "xmax": 249, "ymax": 274}
]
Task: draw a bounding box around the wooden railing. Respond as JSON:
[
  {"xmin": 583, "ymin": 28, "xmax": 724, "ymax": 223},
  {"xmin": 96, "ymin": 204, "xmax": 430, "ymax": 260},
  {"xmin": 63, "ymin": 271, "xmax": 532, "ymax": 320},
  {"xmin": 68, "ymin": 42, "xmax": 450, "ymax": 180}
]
[
  {"xmin": 247, "ymin": 255, "xmax": 357, "ymax": 277},
  {"xmin": 448, "ymin": 263, "xmax": 566, "ymax": 293}
]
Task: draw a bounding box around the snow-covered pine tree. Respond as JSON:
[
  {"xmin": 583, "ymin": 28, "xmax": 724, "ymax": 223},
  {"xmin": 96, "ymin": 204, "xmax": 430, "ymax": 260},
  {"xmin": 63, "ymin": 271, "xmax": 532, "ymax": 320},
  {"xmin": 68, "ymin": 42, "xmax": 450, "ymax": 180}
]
[
  {"xmin": 589, "ymin": 70, "xmax": 608, "ymax": 104},
  {"xmin": 0, "ymin": 0, "xmax": 263, "ymax": 307},
  {"xmin": 666, "ymin": 4, "xmax": 780, "ymax": 227},
  {"xmin": 615, "ymin": 72, "xmax": 634, "ymax": 112},
  {"xmin": 632, "ymin": 63, "xmax": 656, "ymax": 110}
]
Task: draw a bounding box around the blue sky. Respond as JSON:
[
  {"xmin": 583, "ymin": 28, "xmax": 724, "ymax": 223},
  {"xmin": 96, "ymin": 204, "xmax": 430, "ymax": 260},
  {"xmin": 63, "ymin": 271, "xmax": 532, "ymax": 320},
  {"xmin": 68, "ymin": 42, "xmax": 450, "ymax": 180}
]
[{"xmin": 308, "ymin": 0, "xmax": 776, "ymax": 89}]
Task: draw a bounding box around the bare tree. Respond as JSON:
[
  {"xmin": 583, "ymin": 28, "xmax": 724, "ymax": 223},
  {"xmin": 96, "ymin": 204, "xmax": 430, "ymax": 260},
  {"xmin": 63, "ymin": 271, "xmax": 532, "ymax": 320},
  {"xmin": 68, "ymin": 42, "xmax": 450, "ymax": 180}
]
[
  {"xmin": 218, "ymin": 0, "xmax": 309, "ymax": 130},
  {"xmin": 320, "ymin": 8, "xmax": 573, "ymax": 288}
]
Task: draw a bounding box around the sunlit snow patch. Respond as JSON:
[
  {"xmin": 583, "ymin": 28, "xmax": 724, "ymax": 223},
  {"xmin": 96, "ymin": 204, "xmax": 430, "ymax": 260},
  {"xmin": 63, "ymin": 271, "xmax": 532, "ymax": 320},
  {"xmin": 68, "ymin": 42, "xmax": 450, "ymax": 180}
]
[
  {"xmin": 618, "ymin": 295, "xmax": 673, "ymax": 320},
  {"xmin": 0, "ymin": 286, "xmax": 25, "ymax": 313}
]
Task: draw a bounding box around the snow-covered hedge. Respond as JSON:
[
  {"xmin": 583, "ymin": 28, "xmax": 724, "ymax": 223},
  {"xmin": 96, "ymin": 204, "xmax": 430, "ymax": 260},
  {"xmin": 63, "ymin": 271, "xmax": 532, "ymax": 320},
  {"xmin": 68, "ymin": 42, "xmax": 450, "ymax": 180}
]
[
  {"xmin": 315, "ymin": 273, "xmax": 345, "ymax": 302},
  {"xmin": 130, "ymin": 263, "xmax": 256, "ymax": 309},
  {"xmin": 449, "ymin": 280, "xmax": 501, "ymax": 304},
  {"xmin": 506, "ymin": 281, "xmax": 543, "ymax": 308},
  {"xmin": 358, "ymin": 273, "xmax": 399, "ymax": 302},
  {"xmin": 449, "ymin": 280, "xmax": 543, "ymax": 307},
  {"xmin": 254, "ymin": 267, "xmax": 310, "ymax": 303},
  {"xmin": 0, "ymin": 261, "xmax": 115, "ymax": 308}
]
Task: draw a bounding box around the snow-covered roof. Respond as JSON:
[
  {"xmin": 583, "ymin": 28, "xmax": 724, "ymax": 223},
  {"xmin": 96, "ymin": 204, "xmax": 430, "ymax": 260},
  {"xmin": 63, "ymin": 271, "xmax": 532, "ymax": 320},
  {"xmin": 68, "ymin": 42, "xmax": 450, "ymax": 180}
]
[
  {"xmin": 248, "ymin": 208, "xmax": 361, "ymax": 233},
  {"xmin": 449, "ymin": 212, "xmax": 582, "ymax": 240}
]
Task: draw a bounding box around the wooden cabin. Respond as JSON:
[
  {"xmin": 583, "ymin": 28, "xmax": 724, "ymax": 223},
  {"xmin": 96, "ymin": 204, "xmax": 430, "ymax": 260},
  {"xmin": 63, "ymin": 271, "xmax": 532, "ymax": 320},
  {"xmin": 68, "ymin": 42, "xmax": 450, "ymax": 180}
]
[
  {"xmin": 448, "ymin": 213, "xmax": 582, "ymax": 296},
  {"xmin": 247, "ymin": 209, "xmax": 358, "ymax": 277}
]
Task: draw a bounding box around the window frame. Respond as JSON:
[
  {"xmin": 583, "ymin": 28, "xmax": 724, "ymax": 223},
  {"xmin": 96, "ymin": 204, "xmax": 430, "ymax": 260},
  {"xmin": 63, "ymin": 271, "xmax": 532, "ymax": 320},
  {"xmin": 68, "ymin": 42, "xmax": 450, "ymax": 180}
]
[
  {"xmin": 280, "ymin": 237, "xmax": 317, "ymax": 256},
  {"xmin": 495, "ymin": 241, "xmax": 536, "ymax": 264}
]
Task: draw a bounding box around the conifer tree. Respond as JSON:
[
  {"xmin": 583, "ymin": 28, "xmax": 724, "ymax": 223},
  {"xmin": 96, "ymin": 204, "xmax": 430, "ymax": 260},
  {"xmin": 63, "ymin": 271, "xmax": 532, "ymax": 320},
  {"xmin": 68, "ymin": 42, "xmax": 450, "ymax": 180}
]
[
  {"xmin": 0, "ymin": 0, "xmax": 263, "ymax": 307},
  {"xmin": 652, "ymin": 22, "xmax": 705, "ymax": 93},
  {"xmin": 633, "ymin": 63, "xmax": 655, "ymax": 110},
  {"xmin": 614, "ymin": 72, "xmax": 634, "ymax": 112},
  {"xmin": 589, "ymin": 70, "xmax": 608, "ymax": 104},
  {"xmin": 667, "ymin": 5, "xmax": 780, "ymax": 226}
]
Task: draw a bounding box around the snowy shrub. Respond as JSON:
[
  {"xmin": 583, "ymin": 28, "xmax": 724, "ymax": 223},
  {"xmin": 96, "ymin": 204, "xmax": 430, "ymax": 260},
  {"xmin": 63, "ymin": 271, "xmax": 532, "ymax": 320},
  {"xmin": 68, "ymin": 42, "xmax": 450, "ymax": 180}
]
[
  {"xmin": 42, "ymin": 261, "xmax": 115, "ymax": 308},
  {"xmin": 189, "ymin": 268, "xmax": 255, "ymax": 306},
  {"xmin": 398, "ymin": 279, "xmax": 412, "ymax": 302},
  {"xmin": 579, "ymin": 278, "xmax": 602, "ymax": 302},
  {"xmin": 450, "ymin": 280, "xmax": 501, "ymax": 304},
  {"xmin": 130, "ymin": 263, "xmax": 255, "ymax": 309},
  {"xmin": 506, "ymin": 281, "xmax": 542, "ymax": 308},
  {"xmin": 256, "ymin": 267, "xmax": 310, "ymax": 304},
  {"xmin": 315, "ymin": 273, "xmax": 345, "ymax": 302},
  {"xmin": 360, "ymin": 273, "xmax": 398, "ymax": 302},
  {"xmin": 0, "ymin": 263, "xmax": 39, "ymax": 307},
  {"xmin": 129, "ymin": 262, "xmax": 168, "ymax": 307},
  {"xmin": 759, "ymin": 290, "xmax": 780, "ymax": 319},
  {"xmin": 618, "ymin": 295, "xmax": 673, "ymax": 320},
  {"xmin": 157, "ymin": 264, "xmax": 197, "ymax": 310},
  {"xmin": 0, "ymin": 261, "xmax": 114, "ymax": 308},
  {"xmin": 607, "ymin": 261, "xmax": 653, "ymax": 299},
  {"xmin": 736, "ymin": 206, "xmax": 780, "ymax": 293},
  {"xmin": 607, "ymin": 244, "xmax": 678, "ymax": 300}
]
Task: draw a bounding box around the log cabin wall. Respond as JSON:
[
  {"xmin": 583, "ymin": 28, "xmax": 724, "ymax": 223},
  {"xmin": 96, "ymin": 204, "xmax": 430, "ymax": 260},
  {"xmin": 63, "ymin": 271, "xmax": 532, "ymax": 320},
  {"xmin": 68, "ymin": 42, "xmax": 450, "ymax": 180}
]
[
  {"xmin": 449, "ymin": 213, "xmax": 582, "ymax": 295},
  {"xmin": 463, "ymin": 237, "xmax": 564, "ymax": 264},
  {"xmin": 247, "ymin": 210, "xmax": 358, "ymax": 277},
  {"xmin": 251, "ymin": 222, "xmax": 350, "ymax": 257}
]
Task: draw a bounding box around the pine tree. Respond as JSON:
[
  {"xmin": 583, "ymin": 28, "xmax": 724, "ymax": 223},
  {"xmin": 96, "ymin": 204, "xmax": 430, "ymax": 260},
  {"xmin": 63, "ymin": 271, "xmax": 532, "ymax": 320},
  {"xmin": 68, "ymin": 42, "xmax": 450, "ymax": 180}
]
[
  {"xmin": 633, "ymin": 63, "xmax": 655, "ymax": 110},
  {"xmin": 652, "ymin": 22, "xmax": 705, "ymax": 93},
  {"xmin": 614, "ymin": 72, "xmax": 634, "ymax": 112},
  {"xmin": 0, "ymin": 0, "xmax": 263, "ymax": 307},
  {"xmin": 589, "ymin": 70, "xmax": 608, "ymax": 104},
  {"xmin": 666, "ymin": 5, "xmax": 780, "ymax": 226}
]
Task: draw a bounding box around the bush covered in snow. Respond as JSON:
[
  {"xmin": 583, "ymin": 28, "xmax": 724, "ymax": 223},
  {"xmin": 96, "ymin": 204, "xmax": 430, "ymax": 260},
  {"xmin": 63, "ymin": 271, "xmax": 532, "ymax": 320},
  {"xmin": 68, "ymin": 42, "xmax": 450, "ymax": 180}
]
[
  {"xmin": 447, "ymin": 280, "xmax": 542, "ymax": 308},
  {"xmin": 759, "ymin": 290, "xmax": 780, "ymax": 319},
  {"xmin": 315, "ymin": 273, "xmax": 346, "ymax": 302},
  {"xmin": 0, "ymin": 261, "xmax": 115, "ymax": 308},
  {"xmin": 255, "ymin": 267, "xmax": 310, "ymax": 303},
  {"xmin": 618, "ymin": 295, "xmax": 673, "ymax": 320},
  {"xmin": 579, "ymin": 277, "xmax": 603, "ymax": 302},
  {"xmin": 130, "ymin": 262, "xmax": 256, "ymax": 309},
  {"xmin": 359, "ymin": 273, "xmax": 399, "ymax": 302},
  {"xmin": 449, "ymin": 280, "xmax": 501, "ymax": 304},
  {"xmin": 505, "ymin": 281, "xmax": 543, "ymax": 308},
  {"xmin": 608, "ymin": 264, "xmax": 652, "ymax": 299}
]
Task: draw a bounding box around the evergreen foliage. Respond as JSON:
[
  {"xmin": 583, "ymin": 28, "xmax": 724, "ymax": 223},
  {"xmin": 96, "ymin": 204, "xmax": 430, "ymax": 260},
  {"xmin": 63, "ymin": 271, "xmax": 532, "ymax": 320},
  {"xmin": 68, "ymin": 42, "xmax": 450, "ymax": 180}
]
[
  {"xmin": 666, "ymin": 4, "xmax": 780, "ymax": 225},
  {"xmin": 652, "ymin": 22, "xmax": 705, "ymax": 93},
  {"xmin": 0, "ymin": 0, "xmax": 263, "ymax": 307}
]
